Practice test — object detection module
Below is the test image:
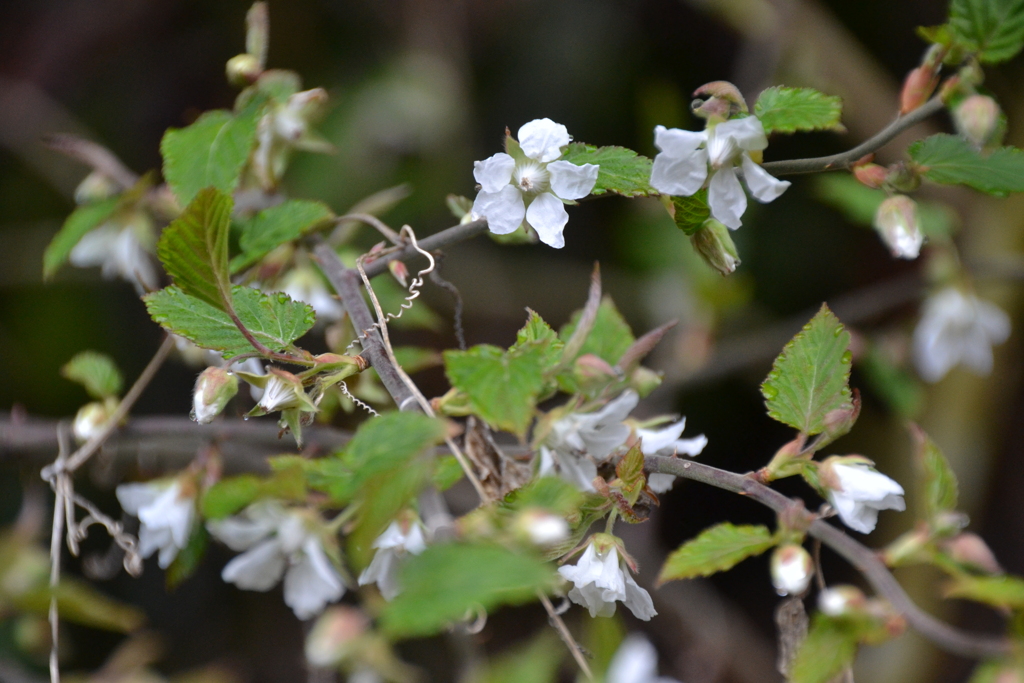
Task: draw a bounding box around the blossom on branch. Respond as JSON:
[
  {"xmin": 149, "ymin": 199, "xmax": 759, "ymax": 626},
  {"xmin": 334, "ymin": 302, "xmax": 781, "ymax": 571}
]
[
  {"xmin": 913, "ymin": 287, "xmax": 1011, "ymax": 383},
  {"xmin": 821, "ymin": 458, "xmax": 905, "ymax": 534},
  {"xmin": 471, "ymin": 118, "xmax": 599, "ymax": 248},
  {"xmin": 650, "ymin": 116, "xmax": 790, "ymax": 229},
  {"xmin": 606, "ymin": 634, "xmax": 681, "ymax": 683},
  {"xmin": 557, "ymin": 534, "xmax": 656, "ymax": 620},
  {"xmin": 357, "ymin": 518, "xmax": 427, "ymax": 601},
  {"xmin": 208, "ymin": 501, "xmax": 345, "ymax": 619},
  {"xmin": 637, "ymin": 417, "xmax": 708, "ymax": 493},
  {"xmin": 116, "ymin": 478, "xmax": 196, "ymax": 569}
]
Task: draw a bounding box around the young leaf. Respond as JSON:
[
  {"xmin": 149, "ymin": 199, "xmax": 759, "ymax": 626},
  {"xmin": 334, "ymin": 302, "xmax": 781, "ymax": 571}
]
[
  {"xmin": 444, "ymin": 344, "xmax": 547, "ymax": 436},
  {"xmin": 560, "ymin": 144, "xmax": 656, "ymax": 197},
  {"xmin": 42, "ymin": 198, "xmax": 120, "ymax": 280},
  {"xmin": 948, "ymin": 0, "xmax": 1024, "ymax": 64},
  {"xmin": 670, "ymin": 190, "xmax": 711, "ymax": 235},
  {"xmin": 909, "ymin": 134, "xmax": 1024, "ymax": 197},
  {"xmin": 349, "ymin": 460, "xmax": 430, "ymax": 569},
  {"xmin": 513, "ymin": 309, "xmax": 564, "ymax": 368},
  {"xmin": 201, "ymin": 475, "xmax": 263, "ymax": 519},
  {"xmin": 559, "ymin": 297, "xmax": 635, "ymax": 366},
  {"xmin": 381, "ymin": 543, "xmax": 555, "ymax": 637},
  {"xmin": 658, "ymin": 523, "xmax": 775, "ymax": 583},
  {"xmin": 61, "ymin": 350, "xmax": 123, "ymax": 400},
  {"xmin": 160, "ymin": 100, "xmax": 262, "ymax": 207},
  {"xmin": 166, "ymin": 525, "xmax": 208, "ymax": 589},
  {"xmin": 789, "ymin": 615, "xmax": 858, "ymax": 683},
  {"xmin": 231, "ymin": 199, "xmax": 336, "ymax": 273},
  {"xmin": 944, "ymin": 575, "xmax": 1024, "ymax": 609},
  {"xmin": 910, "ymin": 424, "xmax": 959, "ymax": 518},
  {"xmin": 754, "ymin": 87, "xmax": 845, "ymax": 134},
  {"xmin": 157, "ymin": 188, "xmax": 233, "ymax": 311},
  {"xmin": 499, "ymin": 477, "xmax": 584, "ymax": 517},
  {"xmin": 761, "ymin": 304, "xmax": 854, "ymax": 435},
  {"xmin": 144, "ymin": 285, "xmax": 315, "ymax": 359},
  {"xmin": 432, "ymin": 455, "xmax": 465, "ymax": 491}
]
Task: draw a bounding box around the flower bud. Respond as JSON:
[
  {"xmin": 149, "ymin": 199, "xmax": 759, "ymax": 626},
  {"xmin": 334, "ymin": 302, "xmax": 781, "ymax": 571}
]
[
  {"xmin": 900, "ymin": 64, "xmax": 939, "ymax": 114},
  {"xmin": 191, "ymin": 367, "xmax": 239, "ymax": 424},
  {"xmin": 629, "ymin": 366, "xmax": 663, "ymax": 398},
  {"xmin": 513, "ymin": 509, "xmax": 570, "ymax": 546},
  {"xmin": 771, "ymin": 544, "xmax": 814, "ymax": 596},
  {"xmin": 74, "ymin": 172, "xmax": 118, "ymax": 205},
  {"xmin": 882, "ymin": 527, "xmax": 930, "ymax": 566},
  {"xmin": 304, "ymin": 606, "xmax": 369, "ymax": 667},
  {"xmin": 818, "ymin": 585, "xmax": 866, "ymax": 617},
  {"xmin": 73, "ymin": 400, "xmax": 115, "ymax": 443},
  {"xmin": 690, "ymin": 219, "xmax": 740, "ymax": 276},
  {"xmin": 884, "ymin": 162, "xmax": 921, "ymax": 193},
  {"xmin": 941, "ymin": 532, "xmax": 1002, "ymax": 575},
  {"xmin": 954, "ymin": 95, "xmax": 1001, "ymax": 149},
  {"xmin": 226, "ymin": 53, "xmax": 262, "ymax": 86},
  {"xmin": 388, "ymin": 259, "xmax": 409, "ymax": 288},
  {"xmin": 574, "ymin": 353, "xmax": 618, "ymax": 389},
  {"xmin": 853, "ymin": 163, "xmax": 888, "ymax": 190},
  {"xmin": 874, "ymin": 195, "xmax": 923, "ymax": 260}
]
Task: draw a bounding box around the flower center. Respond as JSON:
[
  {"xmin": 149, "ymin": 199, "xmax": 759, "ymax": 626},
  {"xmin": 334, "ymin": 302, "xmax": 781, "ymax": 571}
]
[{"xmin": 513, "ymin": 161, "xmax": 550, "ymax": 195}]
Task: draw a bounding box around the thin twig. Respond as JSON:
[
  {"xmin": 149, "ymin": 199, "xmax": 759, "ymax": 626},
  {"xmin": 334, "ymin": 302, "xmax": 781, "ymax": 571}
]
[
  {"xmin": 47, "ymin": 426, "xmax": 70, "ymax": 683},
  {"xmin": 539, "ymin": 591, "xmax": 593, "ymax": 680},
  {"xmin": 337, "ymin": 213, "xmax": 404, "ymax": 246},
  {"xmin": 360, "ymin": 220, "xmax": 489, "ymax": 279},
  {"xmin": 762, "ymin": 97, "xmax": 945, "ymax": 176},
  {"xmin": 645, "ymin": 455, "xmax": 1009, "ymax": 659}
]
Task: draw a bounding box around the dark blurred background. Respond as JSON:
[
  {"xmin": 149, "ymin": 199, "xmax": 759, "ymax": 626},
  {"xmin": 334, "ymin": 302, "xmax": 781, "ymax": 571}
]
[{"xmin": 2, "ymin": 1, "xmax": 1024, "ymax": 681}]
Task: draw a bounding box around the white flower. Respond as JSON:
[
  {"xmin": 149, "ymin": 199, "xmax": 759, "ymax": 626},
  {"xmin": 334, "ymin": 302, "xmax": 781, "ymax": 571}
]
[
  {"xmin": 357, "ymin": 520, "xmax": 427, "ymax": 601},
  {"xmin": 650, "ymin": 117, "xmax": 790, "ymax": 229},
  {"xmin": 913, "ymin": 287, "xmax": 1011, "ymax": 383},
  {"xmin": 637, "ymin": 417, "xmax": 708, "ymax": 493},
  {"xmin": 192, "ymin": 367, "xmax": 239, "ymax": 424},
  {"xmin": 770, "ymin": 544, "xmax": 813, "ymax": 596},
  {"xmin": 471, "ymin": 118, "xmax": 599, "ymax": 248},
  {"xmin": 874, "ymin": 195, "xmax": 923, "ymax": 259},
  {"xmin": 606, "ymin": 634, "xmax": 680, "ymax": 683},
  {"xmin": 825, "ymin": 461, "xmax": 906, "ymax": 534},
  {"xmin": 558, "ymin": 538, "xmax": 656, "ymax": 621},
  {"xmin": 117, "ymin": 479, "xmax": 195, "ymax": 569},
  {"xmin": 279, "ymin": 267, "xmax": 344, "ymax": 322},
  {"xmin": 69, "ymin": 219, "xmax": 158, "ymax": 294},
  {"xmin": 516, "ymin": 510, "xmax": 571, "ymax": 546},
  {"xmin": 208, "ymin": 501, "xmax": 345, "ymax": 619},
  {"xmin": 540, "ymin": 391, "xmax": 639, "ymax": 491}
]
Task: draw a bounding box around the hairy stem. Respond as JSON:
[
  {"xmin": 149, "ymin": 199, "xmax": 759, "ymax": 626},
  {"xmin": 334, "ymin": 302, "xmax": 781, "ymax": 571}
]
[{"xmin": 645, "ymin": 455, "xmax": 1010, "ymax": 659}]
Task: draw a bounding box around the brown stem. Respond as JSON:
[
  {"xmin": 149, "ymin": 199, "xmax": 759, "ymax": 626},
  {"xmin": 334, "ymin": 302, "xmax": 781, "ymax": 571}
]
[{"xmin": 645, "ymin": 455, "xmax": 1010, "ymax": 660}]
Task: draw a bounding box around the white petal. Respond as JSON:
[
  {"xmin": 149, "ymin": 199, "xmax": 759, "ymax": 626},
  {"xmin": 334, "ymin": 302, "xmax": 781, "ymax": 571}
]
[
  {"xmin": 526, "ymin": 192, "xmax": 570, "ymax": 248},
  {"xmin": 623, "ymin": 573, "xmax": 657, "ymax": 621},
  {"xmin": 547, "ymin": 161, "xmax": 599, "ymax": 200},
  {"xmin": 208, "ymin": 514, "xmax": 277, "ymax": 551},
  {"xmin": 222, "ymin": 539, "xmax": 287, "ymax": 590},
  {"xmin": 590, "ymin": 390, "xmax": 640, "ymax": 424},
  {"xmin": 138, "ymin": 525, "xmax": 173, "ymax": 560},
  {"xmin": 517, "ymin": 118, "xmax": 570, "ymax": 162},
  {"xmin": 473, "ymin": 153, "xmax": 516, "ymax": 193},
  {"xmin": 358, "ymin": 548, "xmax": 401, "ymax": 600},
  {"xmin": 284, "ymin": 539, "xmax": 345, "ymax": 619},
  {"xmin": 116, "ymin": 483, "xmax": 162, "ymax": 515},
  {"xmin": 650, "ymin": 149, "xmax": 708, "ymax": 197},
  {"xmin": 654, "ymin": 125, "xmax": 706, "ymax": 157},
  {"xmin": 716, "ymin": 117, "xmax": 768, "ymax": 153},
  {"xmin": 833, "ymin": 464, "xmax": 905, "ymax": 502},
  {"xmin": 741, "ymin": 154, "xmax": 790, "ymax": 203},
  {"xmin": 607, "ymin": 635, "xmax": 673, "ymax": 683},
  {"xmin": 472, "ymin": 186, "xmax": 526, "ymax": 235},
  {"xmin": 646, "ymin": 473, "xmax": 677, "ymax": 494},
  {"xmin": 638, "ymin": 419, "xmax": 688, "ymax": 454},
  {"xmin": 978, "ymin": 299, "xmax": 1011, "ymax": 343},
  {"xmin": 708, "ymin": 168, "xmax": 747, "ymax": 230},
  {"xmin": 68, "ymin": 225, "xmax": 118, "ymax": 267}
]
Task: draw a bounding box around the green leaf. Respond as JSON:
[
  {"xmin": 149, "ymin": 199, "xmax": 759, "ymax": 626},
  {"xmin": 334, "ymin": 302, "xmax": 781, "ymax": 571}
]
[
  {"xmin": 513, "ymin": 309, "xmax": 564, "ymax": 368},
  {"xmin": 201, "ymin": 475, "xmax": 263, "ymax": 519},
  {"xmin": 444, "ymin": 344, "xmax": 547, "ymax": 437},
  {"xmin": 349, "ymin": 460, "xmax": 430, "ymax": 569},
  {"xmin": 911, "ymin": 425, "xmax": 959, "ymax": 518},
  {"xmin": 61, "ymin": 350, "xmax": 123, "ymax": 400},
  {"xmin": 432, "ymin": 455, "xmax": 465, "ymax": 491},
  {"xmin": 945, "ymin": 575, "xmax": 1024, "ymax": 608},
  {"xmin": 157, "ymin": 188, "xmax": 233, "ymax": 310},
  {"xmin": 658, "ymin": 523, "xmax": 775, "ymax": 583},
  {"xmin": 144, "ymin": 285, "xmax": 315, "ymax": 359},
  {"xmin": 789, "ymin": 615, "xmax": 858, "ymax": 683},
  {"xmin": 166, "ymin": 525, "xmax": 208, "ymax": 589},
  {"xmin": 948, "ymin": 0, "xmax": 1024, "ymax": 63},
  {"xmin": 381, "ymin": 543, "xmax": 555, "ymax": 637},
  {"xmin": 16, "ymin": 581, "xmax": 145, "ymax": 633},
  {"xmin": 761, "ymin": 304, "xmax": 854, "ymax": 435},
  {"xmin": 231, "ymin": 200, "xmax": 335, "ymax": 273},
  {"xmin": 499, "ymin": 477, "xmax": 584, "ymax": 517},
  {"xmin": 42, "ymin": 198, "xmax": 120, "ymax": 279},
  {"xmin": 754, "ymin": 87, "xmax": 844, "ymax": 134},
  {"xmin": 160, "ymin": 100, "xmax": 262, "ymax": 207},
  {"xmin": 910, "ymin": 134, "xmax": 1024, "ymax": 197},
  {"xmin": 670, "ymin": 190, "xmax": 711, "ymax": 235},
  {"xmin": 560, "ymin": 144, "xmax": 656, "ymax": 197},
  {"xmin": 559, "ymin": 297, "xmax": 636, "ymax": 366},
  {"xmin": 479, "ymin": 633, "xmax": 563, "ymax": 683}
]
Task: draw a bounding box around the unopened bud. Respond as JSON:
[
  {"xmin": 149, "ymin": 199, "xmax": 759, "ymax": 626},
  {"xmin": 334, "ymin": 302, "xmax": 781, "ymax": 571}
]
[
  {"xmin": 692, "ymin": 81, "xmax": 748, "ymax": 121},
  {"xmin": 514, "ymin": 509, "xmax": 570, "ymax": 546},
  {"xmin": 304, "ymin": 606, "xmax": 369, "ymax": 667},
  {"xmin": 900, "ymin": 64, "xmax": 939, "ymax": 114},
  {"xmin": 388, "ymin": 260, "xmax": 409, "ymax": 288},
  {"xmin": 690, "ymin": 219, "xmax": 740, "ymax": 276},
  {"xmin": 226, "ymin": 53, "xmax": 262, "ymax": 86},
  {"xmin": 884, "ymin": 161, "xmax": 921, "ymax": 193},
  {"xmin": 74, "ymin": 172, "xmax": 118, "ymax": 205},
  {"xmin": 192, "ymin": 367, "xmax": 239, "ymax": 424},
  {"xmin": 73, "ymin": 400, "xmax": 116, "ymax": 443},
  {"xmin": 819, "ymin": 585, "xmax": 866, "ymax": 617},
  {"xmin": 853, "ymin": 163, "xmax": 888, "ymax": 190},
  {"xmin": 574, "ymin": 353, "xmax": 617, "ymax": 386},
  {"xmin": 942, "ymin": 532, "xmax": 1002, "ymax": 575},
  {"xmin": 954, "ymin": 95, "xmax": 1001, "ymax": 149},
  {"xmin": 771, "ymin": 544, "xmax": 814, "ymax": 596},
  {"xmin": 823, "ymin": 394, "xmax": 861, "ymax": 441},
  {"xmin": 882, "ymin": 527, "xmax": 930, "ymax": 566},
  {"xmin": 933, "ymin": 510, "xmax": 969, "ymax": 536},
  {"xmin": 629, "ymin": 366, "xmax": 663, "ymax": 398},
  {"xmin": 874, "ymin": 195, "xmax": 923, "ymax": 260}
]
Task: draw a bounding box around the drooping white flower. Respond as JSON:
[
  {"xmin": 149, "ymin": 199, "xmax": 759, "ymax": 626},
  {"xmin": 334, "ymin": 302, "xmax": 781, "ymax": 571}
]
[
  {"xmin": 637, "ymin": 417, "xmax": 708, "ymax": 493},
  {"xmin": 606, "ymin": 634, "xmax": 681, "ymax": 683},
  {"xmin": 770, "ymin": 544, "xmax": 813, "ymax": 596},
  {"xmin": 117, "ymin": 479, "xmax": 196, "ymax": 569},
  {"xmin": 540, "ymin": 391, "xmax": 639, "ymax": 491},
  {"xmin": 650, "ymin": 116, "xmax": 790, "ymax": 229},
  {"xmin": 823, "ymin": 460, "xmax": 906, "ymax": 534},
  {"xmin": 913, "ymin": 287, "xmax": 1011, "ymax": 383},
  {"xmin": 471, "ymin": 118, "xmax": 599, "ymax": 248},
  {"xmin": 252, "ymin": 88, "xmax": 333, "ymax": 190},
  {"xmin": 874, "ymin": 195, "xmax": 923, "ymax": 260},
  {"xmin": 208, "ymin": 501, "xmax": 345, "ymax": 619},
  {"xmin": 278, "ymin": 266, "xmax": 344, "ymax": 322},
  {"xmin": 558, "ymin": 535, "xmax": 656, "ymax": 621},
  {"xmin": 69, "ymin": 217, "xmax": 158, "ymax": 294},
  {"xmin": 357, "ymin": 520, "xmax": 427, "ymax": 601},
  {"xmin": 192, "ymin": 367, "xmax": 239, "ymax": 424}
]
